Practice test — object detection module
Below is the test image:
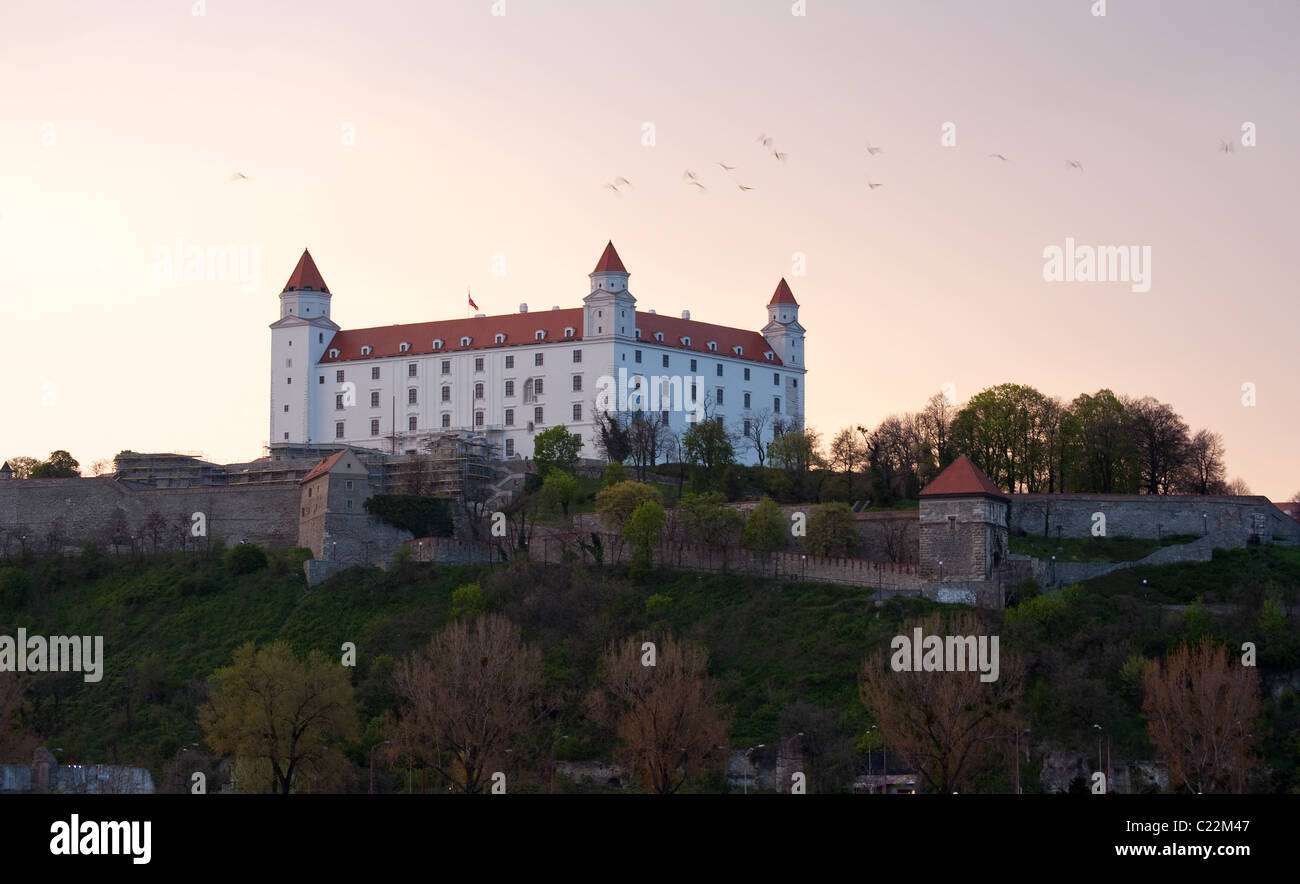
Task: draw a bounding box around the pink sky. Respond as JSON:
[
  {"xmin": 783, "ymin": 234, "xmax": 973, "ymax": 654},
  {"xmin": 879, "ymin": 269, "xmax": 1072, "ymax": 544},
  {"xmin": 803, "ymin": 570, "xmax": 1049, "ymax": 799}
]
[{"xmin": 2, "ymin": 0, "xmax": 1297, "ymax": 497}]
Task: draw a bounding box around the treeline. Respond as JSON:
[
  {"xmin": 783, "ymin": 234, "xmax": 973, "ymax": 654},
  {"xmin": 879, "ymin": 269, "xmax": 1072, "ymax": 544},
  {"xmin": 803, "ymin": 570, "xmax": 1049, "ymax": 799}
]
[{"xmin": 587, "ymin": 384, "xmax": 1257, "ymax": 506}]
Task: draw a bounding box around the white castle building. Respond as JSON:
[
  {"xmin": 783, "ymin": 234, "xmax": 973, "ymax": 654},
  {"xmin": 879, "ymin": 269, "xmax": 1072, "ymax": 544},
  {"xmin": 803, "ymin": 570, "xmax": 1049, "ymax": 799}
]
[{"xmin": 268, "ymin": 242, "xmax": 806, "ymax": 464}]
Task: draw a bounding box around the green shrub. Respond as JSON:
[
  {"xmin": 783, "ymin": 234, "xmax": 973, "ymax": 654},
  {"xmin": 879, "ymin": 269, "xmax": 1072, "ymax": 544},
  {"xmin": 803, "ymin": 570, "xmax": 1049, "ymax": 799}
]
[
  {"xmin": 450, "ymin": 582, "xmax": 487, "ymax": 619},
  {"xmin": 224, "ymin": 542, "xmax": 268, "ymax": 576}
]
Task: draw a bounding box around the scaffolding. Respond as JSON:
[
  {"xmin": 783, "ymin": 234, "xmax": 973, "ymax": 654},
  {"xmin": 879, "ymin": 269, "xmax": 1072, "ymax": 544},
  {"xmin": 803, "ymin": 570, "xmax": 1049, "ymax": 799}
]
[{"xmin": 381, "ymin": 430, "xmax": 497, "ymax": 501}]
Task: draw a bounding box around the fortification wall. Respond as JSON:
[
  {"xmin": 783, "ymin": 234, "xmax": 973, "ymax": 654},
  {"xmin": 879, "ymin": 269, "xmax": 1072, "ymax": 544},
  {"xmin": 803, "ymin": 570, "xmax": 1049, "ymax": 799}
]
[
  {"xmin": 1009, "ymin": 494, "xmax": 1300, "ymax": 543},
  {"xmin": 0, "ymin": 478, "xmax": 300, "ymax": 552}
]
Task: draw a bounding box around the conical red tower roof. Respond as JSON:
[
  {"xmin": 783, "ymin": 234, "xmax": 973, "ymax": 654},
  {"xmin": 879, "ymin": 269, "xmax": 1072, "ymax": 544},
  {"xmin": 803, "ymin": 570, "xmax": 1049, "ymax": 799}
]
[
  {"xmin": 920, "ymin": 454, "xmax": 1008, "ymax": 499},
  {"xmin": 768, "ymin": 278, "xmax": 798, "ymax": 306},
  {"xmin": 282, "ymin": 249, "xmax": 330, "ymax": 293},
  {"xmin": 592, "ymin": 241, "xmax": 627, "ymax": 273}
]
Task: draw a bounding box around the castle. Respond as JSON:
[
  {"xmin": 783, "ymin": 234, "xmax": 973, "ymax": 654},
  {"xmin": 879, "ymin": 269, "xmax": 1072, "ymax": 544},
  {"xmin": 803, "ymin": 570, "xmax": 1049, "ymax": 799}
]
[{"xmin": 269, "ymin": 243, "xmax": 807, "ymax": 464}]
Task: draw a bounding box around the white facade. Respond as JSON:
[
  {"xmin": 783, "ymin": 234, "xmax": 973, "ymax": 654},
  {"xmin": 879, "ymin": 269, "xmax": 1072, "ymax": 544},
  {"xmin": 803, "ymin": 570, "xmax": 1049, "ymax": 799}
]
[{"xmin": 269, "ymin": 245, "xmax": 806, "ymax": 465}]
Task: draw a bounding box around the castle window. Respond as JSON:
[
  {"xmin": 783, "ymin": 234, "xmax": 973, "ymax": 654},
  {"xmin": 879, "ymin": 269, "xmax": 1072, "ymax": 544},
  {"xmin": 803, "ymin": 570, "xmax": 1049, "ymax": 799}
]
[
  {"xmin": 635, "ymin": 350, "xmax": 642, "ymax": 363},
  {"xmin": 744, "ymin": 368, "xmax": 750, "ymax": 381},
  {"xmin": 285, "ymin": 358, "xmax": 292, "ymax": 368},
  {"xmin": 475, "ymin": 383, "xmax": 484, "ymax": 399},
  {"xmin": 716, "ymin": 388, "xmax": 724, "ymax": 405},
  {"xmin": 505, "ymin": 408, "xmax": 514, "ymax": 426},
  {"xmin": 287, "ymin": 377, "xmax": 292, "ymax": 384},
  {"xmin": 441, "ymin": 413, "xmax": 451, "ymax": 428},
  {"xmin": 432, "ymin": 339, "xmax": 444, "ymax": 350},
  {"xmin": 774, "ymin": 397, "xmax": 781, "ymax": 413},
  {"xmin": 535, "ymin": 330, "xmax": 545, "ymax": 341},
  {"xmin": 284, "ymin": 432, "xmax": 289, "ymax": 440},
  {"xmin": 335, "ymin": 422, "xmax": 345, "ymax": 439},
  {"xmin": 948, "ymin": 516, "xmax": 957, "ymax": 532},
  {"xmin": 495, "ymin": 333, "xmax": 506, "ymax": 344},
  {"xmin": 733, "ymin": 345, "xmax": 743, "ymax": 356},
  {"xmin": 564, "ymin": 327, "xmax": 575, "ymax": 338},
  {"xmin": 408, "ymin": 363, "xmax": 416, "ymax": 377},
  {"xmin": 361, "ymin": 345, "xmax": 372, "ymax": 356},
  {"xmin": 336, "ymin": 370, "xmax": 345, "ymax": 383},
  {"xmin": 319, "ymin": 376, "xmax": 324, "ymax": 384},
  {"xmin": 572, "ymin": 349, "xmax": 582, "ymax": 363},
  {"xmin": 634, "ymin": 328, "xmax": 641, "ymax": 339},
  {"xmin": 346, "ymin": 499, "xmax": 353, "ymax": 510},
  {"xmin": 534, "ymin": 378, "xmax": 544, "ymax": 395},
  {"xmin": 475, "ymin": 411, "xmax": 484, "ymax": 427},
  {"xmin": 283, "ymin": 405, "xmax": 289, "ymax": 412},
  {"xmin": 505, "ymin": 439, "xmax": 515, "ymax": 457},
  {"xmin": 441, "ymin": 360, "xmax": 450, "ymax": 374},
  {"xmin": 475, "ymin": 357, "xmax": 484, "ymax": 372},
  {"xmin": 716, "ymin": 364, "xmax": 723, "ymax": 377},
  {"xmin": 408, "ymin": 388, "xmax": 418, "ymax": 405},
  {"xmin": 743, "ymin": 419, "xmax": 751, "ymax": 436},
  {"xmin": 408, "ymin": 415, "xmax": 417, "ymax": 431},
  {"xmin": 460, "ymin": 336, "xmax": 472, "ymax": 346},
  {"xmin": 744, "ymin": 392, "xmax": 751, "ymax": 409},
  {"xmin": 506, "ymin": 355, "xmax": 515, "ymax": 369},
  {"xmin": 680, "ymin": 336, "xmax": 691, "ymax": 347},
  {"xmin": 535, "ymin": 353, "xmax": 544, "ymax": 367},
  {"xmin": 662, "ymin": 354, "xmax": 669, "ymax": 368},
  {"xmin": 707, "ymin": 341, "xmax": 717, "ymax": 351},
  {"xmin": 370, "ymin": 419, "xmax": 379, "ymax": 436},
  {"xmin": 572, "ymin": 403, "xmax": 582, "ymax": 422},
  {"xmin": 690, "ymin": 359, "xmax": 697, "ymax": 372},
  {"xmin": 655, "ymin": 332, "xmax": 664, "ymax": 342},
  {"xmin": 319, "ymin": 333, "xmax": 324, "ymax": 343},
  {"xmin": 505, "ymin": 380, "xmax": 515, "ymax": 397},
  {"xmin": 441, "ymin": 387, "xmax": 450, "ymax": 402},
  {"xmin": 370, "ymin": 391, "xmax": 380, "ymax": 408},
  {"xmin": 572, "ymin": 375, "xmax": 582, "ymax": 392},
  {"xmin": 372, "ymin": 367, "xmax": 380, "ymax": 380},
  {"xmin": 534, "ymin": 406, "xmax": 544, "ymax": 424},
  {"xmin": 328, "ymin": 349, "xmax": 339, "ymax": 358},
  {"xmin": 773, "ymin": 373, "xmax": 780, "ymax": 386},
  {"xmin": 336, "ymin": 394, "xmax": 344, "ymax": 410},
  {"xmin": 399, "ymin": 342, "xmax": 410, "ymax": 352}
]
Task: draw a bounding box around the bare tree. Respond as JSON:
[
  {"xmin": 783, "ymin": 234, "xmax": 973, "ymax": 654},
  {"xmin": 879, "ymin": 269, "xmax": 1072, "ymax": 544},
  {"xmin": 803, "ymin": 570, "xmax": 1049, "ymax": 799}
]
[
  {"xmin": 1178, "ymin": 429, "xmax": 1227, "ymax": 494},
  {"xmin": 829, "ymin": 426, "xmax": 866, "ymax": 500},
  {"xmin": 859, "ymin": 611, "xmax": 1023, "ymax": 793},
  {"xmin": 1223, "ymin": 476, "xmax": 1252, "ymax": 497},
  {"xmin": 1142, "ymin": 639, "xmax": 1260, "ymax": 793},
  {"xmin": 741, "ymin": 408, "xmax": 773, "ymax": 467},
  {"xmin": 391, "ymin": 614, "xmax": 546, "ymax": 794},
  {"xmin": 1126, "ymin": 396, "xmax": 1191, "ymax": 495},
  {"xmin": 587, "ymin": 634, "xmax": 730, "ymax": 794}
]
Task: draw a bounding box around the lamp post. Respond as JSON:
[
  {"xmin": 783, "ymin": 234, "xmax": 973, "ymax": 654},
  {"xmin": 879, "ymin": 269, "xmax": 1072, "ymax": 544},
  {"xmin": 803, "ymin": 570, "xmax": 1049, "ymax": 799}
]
[
  {"xmin": 744, "ymin": 744, "xmax": 764, "ymax": 795},
  {"xmin": 369, "ymin": 739, "xmax": 391, "ymax": 795},
  {"xmin": 1202, "ymin": 513, "xmax": 1208, "ymax": 536},
  {"xmin": 938, "ymin": 559, "xmax": 943, "ymax": 581}
]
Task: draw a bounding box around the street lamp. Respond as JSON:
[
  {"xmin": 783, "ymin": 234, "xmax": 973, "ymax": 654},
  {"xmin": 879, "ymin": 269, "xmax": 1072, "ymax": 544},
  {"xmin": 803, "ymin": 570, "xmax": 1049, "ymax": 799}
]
[
  {"xmin": 744, "ymin": 744, "xmax": 765, "ymax": 795},
  {"xmin": 369, "ymin": 740, "xmax": 391, "ymax": 794},
  {"xmin": 938, "ymin": 559, "xmax": 944, "ymax": 581}
]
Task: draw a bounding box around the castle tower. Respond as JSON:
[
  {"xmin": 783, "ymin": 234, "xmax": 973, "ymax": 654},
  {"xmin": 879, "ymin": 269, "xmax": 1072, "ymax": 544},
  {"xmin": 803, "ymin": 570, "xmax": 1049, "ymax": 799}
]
[
  {"xmin": 582, "ymin": 241, "xmax": 636, "ymax": 341},
  {"xmin": 270, "ymin": 250, "xmax": 339, "ymax": 446},
  {"xmin": 918, "ymin": 455, "xmax": 1010, "ymax": 581},
  {"xmin": 761, "ymin": 278, "xmax": 804, "ymax": 369}
]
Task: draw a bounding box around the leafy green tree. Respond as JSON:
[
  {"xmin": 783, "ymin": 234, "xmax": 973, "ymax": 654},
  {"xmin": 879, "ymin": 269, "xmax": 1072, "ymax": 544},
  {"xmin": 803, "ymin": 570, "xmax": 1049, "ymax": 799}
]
[
  {"xmin": 767, "ymin": 429, "xmax": 825, "ymax": 501},
  {"xmin": 533, "ymin": 426, "xmax": 582, "ymax": 478},
  {"xmin": 601, "ymin": 461, "xmax": 626, "ymax": 488},
  {"xmin": 29, "ymin": 450, "xmax": 80, "ymax": 478},
  {"xmin": 224, "ymin": 542, "xmax": 268, "ymax": 575},
  {"xmin": 682, "ymin": 419, "xmax": 735, "ymax": 492},
  {"xmin": 5, "ymin": 456, "xmax": 39, "ymax": 479},
  {"xmin": 450, "ymin": 582, "xmax": 487, "ymax": 619},
  {"xmin": 625, "ymin": 499, "xmax": 666, "ymax": 573},
  {"xmin": 595, "ymin": 481, "xmax": 663, "ymax": 532},
  {"xmin": 1065, "ymin": 390, "xmax": 1140, "ymax": 493},
  {"xmin": 741, "ymin": 497, "xmax": 787, "ymax": 558},
  {"xmin": 542, "ymin": 470, "xmax": 580, "ymax": 519},
  {"xmin": 679, "ymin": 492, "xmax": 743, "ymax": 568},
  {"xmin": 801, "ymin": 502, "xmax": 860, "ymax": 557},
  {"xmin": 199, "ymin": 641, "xmax": 359, "ymax": 794}
]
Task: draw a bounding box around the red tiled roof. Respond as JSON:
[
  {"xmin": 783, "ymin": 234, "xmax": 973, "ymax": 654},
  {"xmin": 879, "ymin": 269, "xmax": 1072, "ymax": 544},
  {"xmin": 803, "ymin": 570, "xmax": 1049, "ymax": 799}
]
[
  {"xmin": 300, "ymin": 450, "xmax": 345, "ymax": 484},
  {"xmin": 920, "ymin": 454, "xmax": 1008, "ymax": 499},
  {"xmin": 321, "ymin": 309, "xmax": 585, "ymax": 362},
  {"xmin": 283, "ymin": 249, "xmax": 330, "ymax": 293},
  {"xmin": 768, "ymin": 278, "xmax": 798, "ymax": 306},
  {"xmin": 1274, "ymin": 501, "xmax": 1299, "ymax": 520},
  {"xmin": 634, "ymin": 312, "xmax": 783, "ymax": 365},
  {"xmin": 319, "ymin": 308, "xmax": 784, "ymax": 366},
  {"xmin": 592, "ymin": 241, "xmax": 627, "ymax": 273}
]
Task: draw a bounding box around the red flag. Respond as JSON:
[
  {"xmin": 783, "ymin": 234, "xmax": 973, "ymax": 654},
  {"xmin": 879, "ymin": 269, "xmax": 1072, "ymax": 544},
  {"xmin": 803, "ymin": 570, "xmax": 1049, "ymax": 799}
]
[{"xmin": 468, "ymin": 288, "xmax": 479, "ymax": 311}]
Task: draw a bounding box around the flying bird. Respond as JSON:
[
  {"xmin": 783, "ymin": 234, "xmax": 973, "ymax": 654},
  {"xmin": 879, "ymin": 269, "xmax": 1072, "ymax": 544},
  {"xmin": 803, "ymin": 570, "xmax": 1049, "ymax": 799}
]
[
  {"xmin": 867, "ymin": 181, "xmax": 883, "ymax": 190},
  {"xmin": 988, "ymin": 153, "xmax": 1008, "ymax": 162},
  {"xmin": 688, "ymin": 181, "xmax": 707, "ymax": 190},
  {"xmin": 1066, "ymin": 160, "xmax": 1083, "ymax": 171},
  {"xmin": 613, "ymin": 176, "xmax": 633, "ymax": 189},
  {"xmin": 1219, "ymin": 139, "xmax": 1235, "ymax": 154},
  {"xmin": 737, "ymin": 183, "xmax": 756, "ymax": 191},
  {"xmin": 866, "ymin": 143, "xmax": 882, "ymax": 156},
  {"xmin": 683, "ymin": 169, "xmax": 699, "ymax": 181},
  {"xmin": 756, "ymin": 134, "xmax": 773, "ymax": 149},
  {"xmin": 716, "ymin": 162, "xmax": 736, "ymax": 171},
  {"xmin": 230, "ymin": 172, "xmax": 248, "ymax": 181},
  {"xmin": 773, "ymin": 151, "xmax": 788, "ymax": 162},
  {"xmin": 604, "ymin": 182, "xmax": 621, "ymax": 194}
]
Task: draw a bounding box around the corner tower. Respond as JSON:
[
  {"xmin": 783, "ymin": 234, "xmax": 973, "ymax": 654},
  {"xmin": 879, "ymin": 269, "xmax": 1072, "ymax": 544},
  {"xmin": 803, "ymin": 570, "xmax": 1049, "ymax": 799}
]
[
  {"xmin": 270, "ymin": 250, "xmax": 340, "ymax": 447},
  {"xmin": 762, "ymin": 278, "xmax": 805, "ymax": 369}
]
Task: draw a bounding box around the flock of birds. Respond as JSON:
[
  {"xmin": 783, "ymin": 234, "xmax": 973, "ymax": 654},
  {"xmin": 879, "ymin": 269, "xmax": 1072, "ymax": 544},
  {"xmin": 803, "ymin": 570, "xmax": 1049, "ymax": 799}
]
[
  {"xmin": 594, "ymin": 132, "xmax": 1243, "ymax": 198},
  {"xmin": 223, "ymin": 135, "xmax": 1240, "ymax": 190}
]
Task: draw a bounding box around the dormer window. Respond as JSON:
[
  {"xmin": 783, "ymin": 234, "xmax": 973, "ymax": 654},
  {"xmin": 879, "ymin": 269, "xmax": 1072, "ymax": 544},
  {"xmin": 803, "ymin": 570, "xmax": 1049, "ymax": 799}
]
[
  {"xmin": 494, "ymin": 333, "xmax": 506, "ymax": 344},
  {"xmin": 764, "ymin": 351, "xmax": 775, "ymax": 361},
  {"xmin": 634, "ymin": 328, "xmax": 641, "ymax": 339},
  {"xmin": 680, "ymin": 336, "xmax": 691, "ymax": 347},
  {"xmin": 563, "ymin": 327, "xmax": 575, "ymax": 338},
  {"xmin": 399, "ymin": 342, "xmax": 410, "ymax": 352},
  {"xmin": 654, "ymin": 332, "xmax": 664, "ymax": 342},
  {"xmin": 460, "ymin": 336, "xmax": 472, "ymax": 346},
  {"xmin": 534, "ymin": 330, "xmax": 546, "ymax": 341},
  {"xmin": 432, "ymin": 339, "xmax": 444, "ymax": 350},
  {"xmin": 328, "ymin": 348, "xmax": 340, "ymax": 359},
  {"xmin": 361, "ymin": 345, "xmax": 372, "ymax": 356},
  {"xmin": 733, "ymin": 345, "xmax": 743, "ymax": 356},
  {"xmin": 706, "ymin": 341, "xmax": 717, "ymax": 352}
]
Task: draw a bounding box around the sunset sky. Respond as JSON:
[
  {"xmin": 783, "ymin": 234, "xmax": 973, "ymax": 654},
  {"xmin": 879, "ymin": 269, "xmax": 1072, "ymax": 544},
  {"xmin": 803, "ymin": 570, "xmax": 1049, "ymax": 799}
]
[{"xmin": 2, "ymin": 0, "xmax": 1296, "ymax": 496}]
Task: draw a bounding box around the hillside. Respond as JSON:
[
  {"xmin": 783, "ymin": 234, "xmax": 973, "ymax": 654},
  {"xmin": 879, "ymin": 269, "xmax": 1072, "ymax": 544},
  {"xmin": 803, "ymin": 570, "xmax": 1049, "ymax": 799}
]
[{"xmin": 0, "ymin": 542, "xmax": 1297, "ymax": 793}]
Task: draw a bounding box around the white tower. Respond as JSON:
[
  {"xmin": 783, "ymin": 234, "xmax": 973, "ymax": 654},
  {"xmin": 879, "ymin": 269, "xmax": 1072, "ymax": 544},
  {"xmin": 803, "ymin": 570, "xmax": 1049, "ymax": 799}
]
[
  {"xmin": 762, "ymin": 278, "xmax": 804, "ymax": 368},
  {"xmin": 582, "ymin": 241, "xmax": 636, "ymax": 341},
  {"xmin": 270, "ymin": 249, "xmax": 339, "ymax": 445}
]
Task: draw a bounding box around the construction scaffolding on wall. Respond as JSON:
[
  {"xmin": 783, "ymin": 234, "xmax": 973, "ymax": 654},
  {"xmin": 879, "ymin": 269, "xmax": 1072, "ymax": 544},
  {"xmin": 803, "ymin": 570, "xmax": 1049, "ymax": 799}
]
[{"xmin": 380, "ymin": 431, "xmax": 498, "ymax": 502}]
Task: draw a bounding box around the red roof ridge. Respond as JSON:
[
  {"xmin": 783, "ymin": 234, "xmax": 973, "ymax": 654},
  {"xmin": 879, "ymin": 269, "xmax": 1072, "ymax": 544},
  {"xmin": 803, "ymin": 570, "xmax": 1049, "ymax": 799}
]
[
  {"xmin": 283, "ymin": 249, "xmax": 330, "ymax": 294},
  {"xmin": 768, "ymin": 278, "xmax": 798, "ymax": 306},
  {"xmin": 920, "ymin": 454, "xmax": 1008, "ymax": 499},
  {"xmin": 592, "ymin": 241, "xmax": 627, "ymax": 274},
  {"xmin": 300, "ymin": 450, "xmax": 346, "ymax": 484}
]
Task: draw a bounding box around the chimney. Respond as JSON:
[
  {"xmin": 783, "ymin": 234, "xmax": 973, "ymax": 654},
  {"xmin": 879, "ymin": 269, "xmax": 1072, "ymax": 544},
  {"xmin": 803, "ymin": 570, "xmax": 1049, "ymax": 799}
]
[
  {"xmin": 519, "ymin": 303, "xmax": 528, "ymax": 313},
  {"xmin": 648, "ymin": 308, "xmax": 656, "ymax": 314},
  {"xmin": 551, "ymin": 305, "xmax": 560, "ymax": 310},
  {"xmin": 474, "ymin": 313, "xmax": 485, "ymax": 318},
  {"xmin": 681, "ymin": 310, "xmax": 691, "ymax": 320}
]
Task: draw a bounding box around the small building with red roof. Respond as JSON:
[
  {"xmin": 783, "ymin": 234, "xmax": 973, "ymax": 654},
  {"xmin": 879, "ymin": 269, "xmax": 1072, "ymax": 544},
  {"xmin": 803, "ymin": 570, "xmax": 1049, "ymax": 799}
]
[{"xmin": 918, "ymin": 455, "xmax": 1010, "ymax": 581}]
